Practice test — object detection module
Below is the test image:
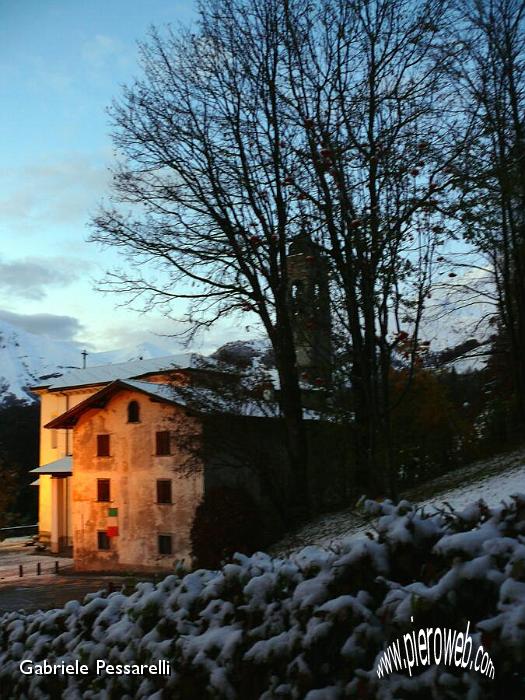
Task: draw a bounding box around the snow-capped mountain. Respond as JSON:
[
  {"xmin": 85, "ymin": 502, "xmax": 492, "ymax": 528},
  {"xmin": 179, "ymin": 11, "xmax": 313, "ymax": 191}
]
[{"xmin": 0, "ymin": 319, "xmax": 172, "ymax": 404}]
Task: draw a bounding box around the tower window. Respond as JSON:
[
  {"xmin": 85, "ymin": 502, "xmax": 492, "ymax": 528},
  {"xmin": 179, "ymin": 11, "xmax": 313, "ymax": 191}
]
[
  {"xmin": 158, "ymin": 534, "xmax": 173, "ymax": 555},
  {"xmin": 291, "ymin": 280, "xmax": 304, "ymax": 300},
  {"xmin": 290, "ymin": 280, "xmax": 305, "ymax": 317},
  {"xmin": 97, "ymin": 479, "xmax": 111, "ymax": 502},
  {"xmin": 97, "ymin": 434, "xmax": 110, "ymax": 457},
  {"xmin": 127, "ymin": 400, "xmax": 140, "ymax": 423},
  {"xmin": 156, "ymin": 431, "xmax": 171, "ymax": 456}
]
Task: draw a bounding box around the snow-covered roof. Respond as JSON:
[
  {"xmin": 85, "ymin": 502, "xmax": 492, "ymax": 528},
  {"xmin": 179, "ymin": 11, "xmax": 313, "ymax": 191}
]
[
  {"xmin": 123, "ymin": 379, "xmax": 184, "ymax": 402},
  {"xmin": 33, "ymin": 354, "xmax": 204, "ymax": 391},
  {"xmin": 45, "ymin": 380, "xmax": 181, "ymax": 429},
  {"xmin": 45, "ymin": 377, "xmax": 279, "ymax": 429},
  {"xmin": 126, "ymin": 380, "xmax": 279, "ymax": 418},
  {"xmin": 30, "ymin": 456, "xmax": 72, "ymax": 475}
]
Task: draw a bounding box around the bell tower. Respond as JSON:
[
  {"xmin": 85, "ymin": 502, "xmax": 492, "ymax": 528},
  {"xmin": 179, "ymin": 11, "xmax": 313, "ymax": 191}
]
[{"xmin": 287, "ymin": 232, "xmax": 332, "ymax": 384}]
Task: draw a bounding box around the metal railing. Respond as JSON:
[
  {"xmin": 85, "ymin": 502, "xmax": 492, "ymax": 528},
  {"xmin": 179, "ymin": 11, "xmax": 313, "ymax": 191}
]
[{"xmin": 0, "ymin": 525, "xmax": 38, "ymax": 538}]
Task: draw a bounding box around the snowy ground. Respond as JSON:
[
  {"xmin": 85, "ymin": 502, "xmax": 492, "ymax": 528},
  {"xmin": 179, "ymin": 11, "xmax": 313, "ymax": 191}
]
[{"xmin": 270, "ymin": 446, "xmax": 525, "ymax": 557}]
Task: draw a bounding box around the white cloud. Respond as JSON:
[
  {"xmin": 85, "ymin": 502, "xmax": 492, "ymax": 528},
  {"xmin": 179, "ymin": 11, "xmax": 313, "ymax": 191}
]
[
  {"xmin": 0, "ymin": 309, "xmax": 83, "ymax": 340},
  {"xmin": 0, "ymin": 256, "xmax": 87, "ymax": 300},
  {"xmin": 0, "ymin": 154, "xmax": 112, "ymax": 233}
]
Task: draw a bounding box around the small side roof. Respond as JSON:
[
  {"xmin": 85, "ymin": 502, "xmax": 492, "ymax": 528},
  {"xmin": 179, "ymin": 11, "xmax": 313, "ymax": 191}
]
[
  {"xmin": 30, "ymin": 456, "xmax": 72, "ymax": 476},
  {"xmin": 31, "ymin": 353, "xmax": 204, "ymax": 392}
]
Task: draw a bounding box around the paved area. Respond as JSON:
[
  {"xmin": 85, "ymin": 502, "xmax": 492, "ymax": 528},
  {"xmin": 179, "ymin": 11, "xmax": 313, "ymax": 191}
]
[
  {"xmin": 0, "ymin": 537, "xmax": 128, "ymax": 613},
  {"xmin": 0, "ymin": 576, "xmax": 126, "ymax": 613},
  {"xmin": 0, "ymin": 537, "xmax": 73, "ymax": 583}
]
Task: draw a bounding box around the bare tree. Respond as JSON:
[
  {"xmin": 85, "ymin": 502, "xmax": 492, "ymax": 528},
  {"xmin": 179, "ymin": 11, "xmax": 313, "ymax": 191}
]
[
  {"xmin": 92, "ymin": 0, "xmax": 459, "ymax": 498},
  {"xmin": 450, "ymin": 0, "xmax": 525, "ymax": 424},
  {"xmin": 274, "ymin": 0, "xmax": 461, "ymax": 492},
  {"xmin": 92, "ymin": 0, "xmax": 319, "ymax": 515}
]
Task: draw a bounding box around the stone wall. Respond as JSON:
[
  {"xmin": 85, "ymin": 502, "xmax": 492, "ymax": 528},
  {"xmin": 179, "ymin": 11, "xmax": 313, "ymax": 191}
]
[{"xmin": 71, "ymin": 390, "xmax": 203, "ymax": 572}]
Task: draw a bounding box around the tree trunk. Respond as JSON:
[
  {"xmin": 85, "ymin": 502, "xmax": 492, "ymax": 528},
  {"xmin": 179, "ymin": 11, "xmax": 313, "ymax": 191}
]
[
  {"xmin": 350, "ymin": 359, "xmax": 390, "ymax": 498},
  {"xmin": 273, "ymin": 325, "xmax": 310, "ymax": 522}
]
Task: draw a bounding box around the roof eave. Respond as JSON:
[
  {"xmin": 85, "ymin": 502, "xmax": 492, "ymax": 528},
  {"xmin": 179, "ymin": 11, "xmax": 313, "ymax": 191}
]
[{"xmin": 45, "ymin": 380, "xmax": 180, "ymax": 429}]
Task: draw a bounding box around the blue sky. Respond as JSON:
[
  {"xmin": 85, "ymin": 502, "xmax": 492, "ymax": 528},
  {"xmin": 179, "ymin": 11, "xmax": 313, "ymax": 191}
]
[{"xmin": 0, "ymin": 0, "xmax": 247, "ymax": 354}]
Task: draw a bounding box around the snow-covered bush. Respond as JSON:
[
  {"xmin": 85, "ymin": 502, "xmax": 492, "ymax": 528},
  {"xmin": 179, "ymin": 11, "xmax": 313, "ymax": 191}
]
[{"xmin": 1, "ymin": 496, "xmax": 524, "ymax": 698}]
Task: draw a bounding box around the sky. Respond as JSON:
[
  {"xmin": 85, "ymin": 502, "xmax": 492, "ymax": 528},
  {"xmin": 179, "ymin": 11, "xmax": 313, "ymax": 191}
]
[
  {"xmin": 0, "ymin": 0, "xmax": 250, "ymax": 355},
  {"xmin": 0, "ymin": 0, "xmax": 487, "ymax": 365}
]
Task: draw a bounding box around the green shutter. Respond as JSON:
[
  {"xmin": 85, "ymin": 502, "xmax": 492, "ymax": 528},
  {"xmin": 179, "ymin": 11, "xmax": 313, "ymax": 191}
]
[{"xmin": 108, "ymin": 507, "xmax": 118, "ymax": 517}]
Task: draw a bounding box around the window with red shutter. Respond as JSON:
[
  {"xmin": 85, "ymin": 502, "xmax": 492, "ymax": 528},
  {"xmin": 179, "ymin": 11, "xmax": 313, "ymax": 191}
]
[{"xmin": 97, "ymin": 531, "xmax": 110, "ymax": 550}]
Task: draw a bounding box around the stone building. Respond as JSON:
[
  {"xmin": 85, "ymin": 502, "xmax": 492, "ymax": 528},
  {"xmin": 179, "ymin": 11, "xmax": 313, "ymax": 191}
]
[
  {"xmin": 29, "ymin": 235, "xmax": 347, "ymax": 572},
  {"xmin": 31, "ymin": 356, "xmax": 195, "ymax": 556},
  {"xmin": 30, "ymin": 355, "xmax": 295, "ymax": 571}
]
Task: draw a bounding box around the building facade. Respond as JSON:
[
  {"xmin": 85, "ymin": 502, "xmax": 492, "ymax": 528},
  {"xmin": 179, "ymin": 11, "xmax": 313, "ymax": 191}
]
[
  {"xmin": 31, "ymin": 356, "xmax": 209, "ymax": 565},
  {"xmin": 48, "ymin": 381, "xmax": 204, "ymax": 571}
]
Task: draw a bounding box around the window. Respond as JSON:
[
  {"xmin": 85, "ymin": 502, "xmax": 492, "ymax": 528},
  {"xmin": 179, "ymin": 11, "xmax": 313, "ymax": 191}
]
[
  {"xmin": 156, "ymin": 480, "xmax": 172, "ymax": 504},
  {"xmin": 127, "ymin": 400, "xmax": 140, "ymax": 423},
  {"xmin": 97, "ymin": 531, "xmax": 110, "ymax": 550},
  {"xmin": 290, "ymin": 280, "xmax": 305, "ymax": 316},
  {"xmin": 156, "ymin": 431, "xmax": 171, "ymax": 456},
  {"xmin": 291, "ymin": 280, "xmax": 304, "ymax": 301},
  {"xmin": 158, "ymin": 534, "xmax": 172, "ymax": 555},
  {"xmin": 97, "ymin": 479, "xmax": 110, "ymax": 502},
  {"xmin": 97, "ymin": 434, "xmax": 110, "ymax": 457},
  {"xmin": 51, "ymin": 429, "xmax": 58, "ymax": 449}
]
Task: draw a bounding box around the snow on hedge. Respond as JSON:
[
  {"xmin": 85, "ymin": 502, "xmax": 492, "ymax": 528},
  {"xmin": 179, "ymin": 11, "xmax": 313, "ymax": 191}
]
[{"xmin": 1, "ymin": 496, "xmax": 525, "ymax": 699}]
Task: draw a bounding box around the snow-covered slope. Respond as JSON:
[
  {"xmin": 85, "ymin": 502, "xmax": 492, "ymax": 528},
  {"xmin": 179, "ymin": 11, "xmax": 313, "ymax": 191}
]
[
  {"xmin": 270, "ymin": 447, "xmax": 525, "ymax": 556},
  {"xmin": 0, "ymin": 319, "xmax": 171, "ymax": 404}
]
